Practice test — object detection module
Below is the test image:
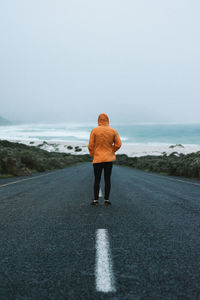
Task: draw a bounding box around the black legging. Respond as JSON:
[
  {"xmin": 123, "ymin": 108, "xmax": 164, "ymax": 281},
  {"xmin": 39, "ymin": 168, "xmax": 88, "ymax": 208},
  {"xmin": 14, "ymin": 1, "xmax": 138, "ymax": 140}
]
[{"xmin": 93, "ymin": 162, "xmax": 113, "ymax": 200}]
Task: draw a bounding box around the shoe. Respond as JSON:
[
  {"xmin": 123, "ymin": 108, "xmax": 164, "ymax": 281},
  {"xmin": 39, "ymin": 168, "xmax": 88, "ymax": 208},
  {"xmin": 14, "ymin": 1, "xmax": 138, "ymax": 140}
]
[
  {"xmin": 91, "ymin": 200, "xmax": 99, "ymax": 206},
  {"xmin": 104, "ymin": 200, "xmax": 111, "ymax": 206}
]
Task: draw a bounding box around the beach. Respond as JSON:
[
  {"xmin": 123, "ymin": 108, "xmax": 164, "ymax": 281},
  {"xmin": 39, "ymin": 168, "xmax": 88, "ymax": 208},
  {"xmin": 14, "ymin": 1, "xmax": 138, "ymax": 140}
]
[{"xmin": 9, "ymin": 139, "xmax": 200, "ymax": 157}]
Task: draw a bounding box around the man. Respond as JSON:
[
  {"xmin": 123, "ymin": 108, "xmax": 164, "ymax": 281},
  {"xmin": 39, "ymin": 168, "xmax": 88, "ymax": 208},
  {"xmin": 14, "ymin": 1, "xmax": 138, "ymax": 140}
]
[{"xmin": 88, "ymin": 113, "xmax": 122, "ymax": 206}]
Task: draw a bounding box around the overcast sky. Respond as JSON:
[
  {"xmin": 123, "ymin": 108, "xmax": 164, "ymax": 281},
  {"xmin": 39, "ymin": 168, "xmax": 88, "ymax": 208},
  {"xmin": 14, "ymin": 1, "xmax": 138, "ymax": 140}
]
[{"xmin": 0, "ymin": 0, "xmax": 200, "ymax": 124}]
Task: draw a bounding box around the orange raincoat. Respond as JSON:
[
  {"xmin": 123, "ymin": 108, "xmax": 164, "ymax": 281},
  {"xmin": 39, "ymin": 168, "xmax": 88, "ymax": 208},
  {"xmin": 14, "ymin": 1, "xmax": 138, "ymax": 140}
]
[{"xmin": 88, "ymin": 113, "xmax": 122, "ymax": 164}]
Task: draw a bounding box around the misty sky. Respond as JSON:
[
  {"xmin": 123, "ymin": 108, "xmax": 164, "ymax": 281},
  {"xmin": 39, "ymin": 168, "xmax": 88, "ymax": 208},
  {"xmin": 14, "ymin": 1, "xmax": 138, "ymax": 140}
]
[{"xmin": 0, "ymin": 0, "xmax": 200, "ymax": 124}]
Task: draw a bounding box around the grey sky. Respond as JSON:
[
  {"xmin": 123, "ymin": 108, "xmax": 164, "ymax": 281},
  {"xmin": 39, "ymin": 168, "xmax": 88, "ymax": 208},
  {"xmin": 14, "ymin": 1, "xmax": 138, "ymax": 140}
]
[{"xmin": 0, "ymin": 0, "xmax": 200, "ymax": 124}]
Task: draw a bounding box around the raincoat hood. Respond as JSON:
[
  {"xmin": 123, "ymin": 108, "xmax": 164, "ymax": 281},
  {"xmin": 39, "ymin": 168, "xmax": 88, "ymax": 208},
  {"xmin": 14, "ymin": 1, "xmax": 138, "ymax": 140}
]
[{"xmin": 98, "ymin": 113, "xmax": 109, "ymax": 126}]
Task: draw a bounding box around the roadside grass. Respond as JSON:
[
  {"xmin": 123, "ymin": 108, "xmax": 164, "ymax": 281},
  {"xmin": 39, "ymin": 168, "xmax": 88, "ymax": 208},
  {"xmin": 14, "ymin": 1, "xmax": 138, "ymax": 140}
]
[
  {"xmin": 0, "ymin": 140, "xmax": 91, "ymax": 178},
  {"xmin": 115, "ymin": 153, "xmax": 200, "ymax": 179}
]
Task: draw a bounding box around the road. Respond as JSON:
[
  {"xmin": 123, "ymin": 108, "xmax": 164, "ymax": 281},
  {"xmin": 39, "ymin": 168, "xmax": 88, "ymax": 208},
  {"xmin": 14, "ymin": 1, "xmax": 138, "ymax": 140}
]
[{"xmin": 0, "ymin": 163, "xmax": 200, "ymax": 300}]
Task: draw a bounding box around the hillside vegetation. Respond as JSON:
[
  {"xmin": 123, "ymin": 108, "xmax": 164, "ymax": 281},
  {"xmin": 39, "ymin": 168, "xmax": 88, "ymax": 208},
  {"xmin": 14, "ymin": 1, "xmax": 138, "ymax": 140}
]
[
  {"xmin": 115, "ymin": 152, "xmax": 200, "ymax": 179},
  {"xmin": 0, "ymin": 140, "xmax": 91, "ymax": 177}
]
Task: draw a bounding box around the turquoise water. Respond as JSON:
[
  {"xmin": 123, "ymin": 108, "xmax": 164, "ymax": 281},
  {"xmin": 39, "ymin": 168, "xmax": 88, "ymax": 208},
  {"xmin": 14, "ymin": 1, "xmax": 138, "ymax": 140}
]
[
  {"xmin": 115, "ymin": 123, "xmax": 200, "ymax": 144},
  {"xmin": 0, "ymin": 123, "xmax": 200, "ymax": 145}
]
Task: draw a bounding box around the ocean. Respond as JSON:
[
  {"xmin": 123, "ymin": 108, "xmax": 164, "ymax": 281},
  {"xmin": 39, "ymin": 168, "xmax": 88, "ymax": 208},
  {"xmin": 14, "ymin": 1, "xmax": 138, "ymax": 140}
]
[{"xmin": 0, "ymin": 123, "xmax": 200, "ymax": 146}]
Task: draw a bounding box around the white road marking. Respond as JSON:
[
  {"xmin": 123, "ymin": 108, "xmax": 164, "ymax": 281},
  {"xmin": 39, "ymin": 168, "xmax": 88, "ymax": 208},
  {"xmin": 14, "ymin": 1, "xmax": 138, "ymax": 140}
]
[
  {"xmin": 166, "ymin": 177, "xmax": 200, "ymax": 186},
  {"xmin": 95, "ymin": 229, "xmax": 116, "ymax": 293},
  {"xmin": 143, "ymin": 172, "xmax": 200, "ymax": 187},
  {"xmin": 0, "ymin": 171, "xmax": 59, "ymax": 188},
  {"xmin": 99, "ymin": 187, "xmax": 103, "ymax": 197}
]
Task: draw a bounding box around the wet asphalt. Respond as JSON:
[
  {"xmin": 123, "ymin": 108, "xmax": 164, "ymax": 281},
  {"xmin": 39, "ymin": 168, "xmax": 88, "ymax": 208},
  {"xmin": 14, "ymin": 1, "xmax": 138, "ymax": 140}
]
[{"xmin": 0, "ymin": 162, "xmax": 200, "ymax": 300}]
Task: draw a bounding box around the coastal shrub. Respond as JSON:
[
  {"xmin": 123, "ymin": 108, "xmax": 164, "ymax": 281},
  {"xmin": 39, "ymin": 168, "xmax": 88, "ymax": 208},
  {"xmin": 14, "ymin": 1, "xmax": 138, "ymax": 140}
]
[
  {"xmin": 21, "ymin": 153, "xmax": 36, "ymax": 169},
  {"xmin": 2, "ymin": 157, "xmax": 18, "ymax": 175},
  {"xmin": 63, "ymin": 153, "xmax": 71, "ymax": 157},
  {"xmin": 188, "ymin": 158, "xmax": 200, "ymax": 177},
  {"xmin": 0, "ymin": 140, "xmax": 92, "ymax": 177},
  {"xmin": 48, "ymin": 158, "xmax": 64, "ymax": 169},
  {"xmin": 33, "ymin": 159, "xmax": 46, "ymax": 172},
  {"xmin": 0, "ymin": 160, "xmax": 3, "ymax": 174},
  {"xmin": 115, "ymin": 152, "xmax": 200, "ymax": 179}
]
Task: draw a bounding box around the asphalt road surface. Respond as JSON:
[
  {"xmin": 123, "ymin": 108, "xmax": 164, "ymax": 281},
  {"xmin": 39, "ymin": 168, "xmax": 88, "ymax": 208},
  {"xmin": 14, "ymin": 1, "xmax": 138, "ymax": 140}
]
[{"xmin": 0, "ymin": 162, "xmax": 200, "ymax": 300}]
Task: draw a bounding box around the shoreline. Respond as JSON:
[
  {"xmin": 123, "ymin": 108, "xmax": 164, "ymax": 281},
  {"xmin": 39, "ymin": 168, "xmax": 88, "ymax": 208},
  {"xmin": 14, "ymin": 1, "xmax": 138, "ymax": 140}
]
[
  {"xmin": 1, "ymin": 139, "xmax": 200, "ymax": 179},
  {"xmin": 7, "ymin": 139, "xmax": 200, "ymax": 157}
]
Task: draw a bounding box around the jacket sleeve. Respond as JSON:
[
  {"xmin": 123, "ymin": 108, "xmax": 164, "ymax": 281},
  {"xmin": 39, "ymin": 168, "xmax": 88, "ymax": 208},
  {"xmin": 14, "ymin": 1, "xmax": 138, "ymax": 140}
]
[
  {"xmin": 112, "ymin": 130, "xmax": 122, "ymax": 152},
  {"xmin": 88, "ymin": 129, "xmax": 95, "ymax": 157}
]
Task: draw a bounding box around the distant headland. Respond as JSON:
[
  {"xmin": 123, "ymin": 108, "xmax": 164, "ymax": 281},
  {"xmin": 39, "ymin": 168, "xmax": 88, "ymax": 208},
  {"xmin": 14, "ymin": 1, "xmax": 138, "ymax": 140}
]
[{"xmin": 0, "ymin": 116, "xmax": 11, "ymax": 126}]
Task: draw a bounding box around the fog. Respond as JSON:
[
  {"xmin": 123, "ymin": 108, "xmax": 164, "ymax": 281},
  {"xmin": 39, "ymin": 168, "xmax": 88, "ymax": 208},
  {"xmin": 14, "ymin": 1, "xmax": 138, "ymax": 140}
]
[{"xmin": 0, "ymin": 0, "xmax": 200, "ymax": 124}]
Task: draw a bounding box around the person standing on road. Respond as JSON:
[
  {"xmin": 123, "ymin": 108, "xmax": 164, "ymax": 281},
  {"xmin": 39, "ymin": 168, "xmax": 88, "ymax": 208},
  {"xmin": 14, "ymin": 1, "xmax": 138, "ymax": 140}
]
[{"xmin": 88, "ymin": 113, "xmax": 122, "ymax": 206}]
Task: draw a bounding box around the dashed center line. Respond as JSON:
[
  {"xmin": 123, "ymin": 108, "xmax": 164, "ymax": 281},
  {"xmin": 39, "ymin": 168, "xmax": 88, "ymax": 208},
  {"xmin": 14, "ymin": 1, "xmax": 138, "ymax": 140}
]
[
  {"xmin": 99, "ymin": 187, "xmax": 103, "ymax": 198},
  {"xmin": 95, "ymin": 229, "xmax": 116, "ymax": 293}
]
